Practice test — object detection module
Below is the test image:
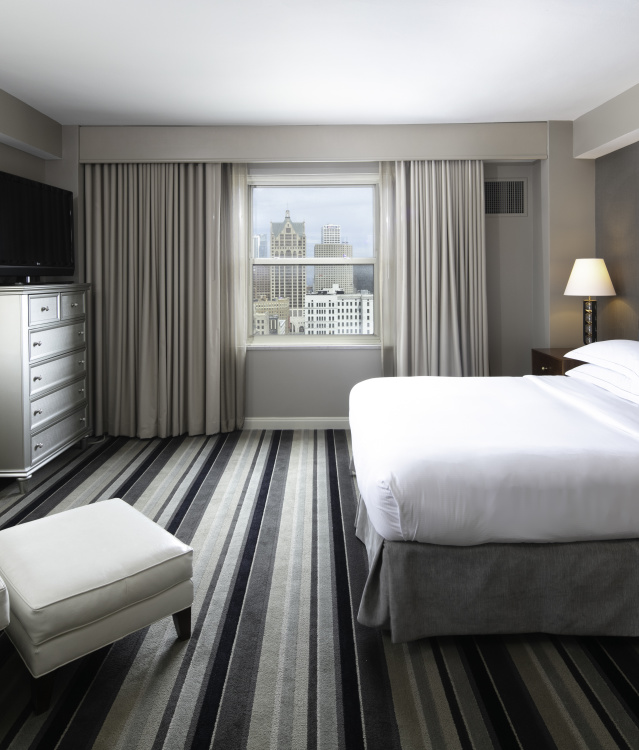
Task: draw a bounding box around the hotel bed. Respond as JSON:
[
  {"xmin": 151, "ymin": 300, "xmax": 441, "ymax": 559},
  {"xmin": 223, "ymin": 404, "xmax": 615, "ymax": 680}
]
[{"xmin": 349, "ymin": 340, "xmax": 639, "ymax": 643}]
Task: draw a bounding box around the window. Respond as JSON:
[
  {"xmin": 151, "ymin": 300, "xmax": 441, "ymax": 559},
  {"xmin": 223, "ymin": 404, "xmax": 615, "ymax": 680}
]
[{"xmin": 248, "ymin": 164, "xmax": 379, "ymax": 342}]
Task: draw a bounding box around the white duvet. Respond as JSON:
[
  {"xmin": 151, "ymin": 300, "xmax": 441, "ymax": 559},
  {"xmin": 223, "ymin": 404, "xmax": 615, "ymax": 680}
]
[{"xmin": 349, "ymin": 376, "xmax": 639, "ymax": 546}]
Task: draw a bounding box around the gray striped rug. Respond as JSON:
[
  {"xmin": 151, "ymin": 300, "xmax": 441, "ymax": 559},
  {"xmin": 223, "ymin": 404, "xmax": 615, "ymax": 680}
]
[{"xmin": 1, "ymin": 430, "xmax": 639, "ymax": 750}]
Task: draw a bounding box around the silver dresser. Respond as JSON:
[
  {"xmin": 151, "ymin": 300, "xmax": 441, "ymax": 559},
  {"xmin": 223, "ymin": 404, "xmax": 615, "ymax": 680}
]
[{"xmin": 0, "ymin": 284, "xmax": 91, "ymax": 492}]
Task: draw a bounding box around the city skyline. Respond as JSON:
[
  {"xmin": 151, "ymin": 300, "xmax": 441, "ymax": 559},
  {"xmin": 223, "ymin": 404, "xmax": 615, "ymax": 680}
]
[
  {"xmin": 252, "ymin": 186, "xmax": 375, "ymax": 258},
  {"xmin": 251, "ymin": 188, "xmax": 375, "ymax": 335}
]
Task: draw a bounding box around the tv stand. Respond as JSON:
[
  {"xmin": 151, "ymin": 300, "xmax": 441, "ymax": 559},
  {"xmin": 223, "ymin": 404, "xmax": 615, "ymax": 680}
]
[{"xmin": 0, "ymin": 283, "xmax": 91, "ymax": 493}]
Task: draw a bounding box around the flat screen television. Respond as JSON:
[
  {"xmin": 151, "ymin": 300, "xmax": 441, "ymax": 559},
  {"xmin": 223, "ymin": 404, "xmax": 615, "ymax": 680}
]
[{"xmin": 0, "ymin": 169, "xmax": 74, "ymax": 283}]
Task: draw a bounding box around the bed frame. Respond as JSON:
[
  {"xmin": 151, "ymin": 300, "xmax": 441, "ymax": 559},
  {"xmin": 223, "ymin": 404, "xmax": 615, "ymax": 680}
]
[{"xmin": 355, "ymin": 495, "xmax": 639, "ymax": 643}]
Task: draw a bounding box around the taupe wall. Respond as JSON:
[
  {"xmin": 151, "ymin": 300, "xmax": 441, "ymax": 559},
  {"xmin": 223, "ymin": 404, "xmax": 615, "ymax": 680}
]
[
  {"xmin": 484, "ymin": 163, "xmax": 537, "ymax": 376},
  {"xmin": 484, "ymin": 123, "xmax": 597, "ymax": 377},
  {"xmin": 245, "ymin": 347, "xmax": 382, "ymax": 428},
  {"xmin": 540, "ymin": 121, "xmax": 597, "ymax": 349},
  {"xmin": 596, "ymin": 140, "xmax": 639, "ymax": 340},
  {"xmin": 0, "ymin": 141, "xmax": 45, "ymax": 182}
]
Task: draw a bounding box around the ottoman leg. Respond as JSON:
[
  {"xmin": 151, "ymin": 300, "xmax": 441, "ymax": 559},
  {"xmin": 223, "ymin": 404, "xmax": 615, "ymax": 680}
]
[
  {"xmin": 32, "ymin": 672, "xmax": 55, "ymax": 715},
  {"xmin": 172, "ymin": 607, "xmax": 191, "ymax": 640}
]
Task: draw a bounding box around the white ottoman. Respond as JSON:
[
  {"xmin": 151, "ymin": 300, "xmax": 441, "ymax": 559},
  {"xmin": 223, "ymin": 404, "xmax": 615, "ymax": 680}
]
[{"xmin": 0, "ymin": 499, "xmax": 193, "ymax": 713}]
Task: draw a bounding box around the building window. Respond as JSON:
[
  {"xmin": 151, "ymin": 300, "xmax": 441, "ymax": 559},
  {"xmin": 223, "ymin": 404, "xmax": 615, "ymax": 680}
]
[{"xmin": 249, "ymin": 170, "xmax": 378, "ymax": 341}]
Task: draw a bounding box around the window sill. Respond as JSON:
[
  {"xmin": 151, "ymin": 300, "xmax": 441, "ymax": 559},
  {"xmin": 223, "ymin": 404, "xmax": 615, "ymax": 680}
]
[{"xmin": 247, "ymin": 336, "xmax": 381, "ymax": 351}]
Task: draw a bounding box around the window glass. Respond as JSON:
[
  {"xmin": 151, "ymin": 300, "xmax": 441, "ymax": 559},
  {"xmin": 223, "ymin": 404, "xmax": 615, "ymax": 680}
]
[{"xmin": 251, "ymin": 185, "xmax": 376, "ymax": 338}]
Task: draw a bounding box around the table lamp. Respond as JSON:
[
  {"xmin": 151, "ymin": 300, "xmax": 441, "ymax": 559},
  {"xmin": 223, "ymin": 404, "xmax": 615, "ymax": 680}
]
[{"xmin": 564, "ymin": 258, "xmax": 616, "ymax": 344}]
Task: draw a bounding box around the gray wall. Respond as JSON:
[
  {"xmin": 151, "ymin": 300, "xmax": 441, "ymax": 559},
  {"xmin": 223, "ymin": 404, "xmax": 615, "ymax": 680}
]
[
  {"xmin": 484, "ymin": 162, "xmax": 537, "ymax": 376},
  {"xmin": 245, "ymin": 347, "xmax": 382, "ymax": 428},
  {"xmin": 542, "ymin": 121, "xmax": 596, "ymax": 349},
  {"xmin": 596, "ymin": 140, "xmax": 639, "ymax": 340}
]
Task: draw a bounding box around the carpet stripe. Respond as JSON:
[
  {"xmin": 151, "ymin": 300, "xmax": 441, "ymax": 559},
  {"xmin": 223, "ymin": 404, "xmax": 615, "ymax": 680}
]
[
  {"xmin": 552, "ymin": 636, "xmax": 633, "ymax": 750},
  {"xmin": 431, "ymin": 639, "xmax": 474, "ymax": 750},
  {"xmin": 4, "ymin": 432, "xmax": 639, "ymax": 750},
  {"xmin": 149, "ymin": 431, "xmax": 270, "ymax": 750},
  {"xmin": 334, "ymin": 429, "xmax": 402, "ymax": 750},
  {"xmin": 326, "ymin": 430, "xmax": 365, "ymax": 750},
  {"xmin": 189, "ymin": 430, "xmax": 283, "ymax": 749},
  {"xmin": 306, "ymin": 431, "xmax": 319, "ymax": 750},
  {"xmin": 0, "ymin": 436, "xmax": 126, "ymax": 528},
  {"xmin": 473, "ymin": 636, "xmax": 557, "ymax": 749},
  {"xmin": 212, "ymin": 429, "xmax": 295, "ymax": 750},
  {"xmin": 584, "ymin": 638, "xmax": 639, "ymax": 726},
  {"xmin": 460, "ymin": 637, "xmax": 520, "ymax": 748}
]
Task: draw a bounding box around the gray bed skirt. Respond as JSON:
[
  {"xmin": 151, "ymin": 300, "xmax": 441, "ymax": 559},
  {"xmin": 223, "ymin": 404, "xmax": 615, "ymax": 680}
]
[{"xmin": 355, "ymin": 497, "xmax": 639, "ymax": 643}]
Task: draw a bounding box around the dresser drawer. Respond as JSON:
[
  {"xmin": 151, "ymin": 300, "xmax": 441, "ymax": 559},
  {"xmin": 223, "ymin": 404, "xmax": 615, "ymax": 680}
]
[
  {"xmin": 31, "ymin": 378, "xmax": 87, "ymax": 430},
  {"xmin": 29, "ymin": 294, "xmax": 60, "ymax": 325},
  {"xmin": 30, "ymin": 351, "xmax": 87, "ymax": 397},
  {"xmin": 31, "ymin": 407, "xmax": 88, "ymax": 465},
  {"xmin": 61, "ymin": 291, "xmax": 86, "ymax": 319},
  {"xmin": 29, "ymin": 322, "xmax": 86, "ymax": 361}
]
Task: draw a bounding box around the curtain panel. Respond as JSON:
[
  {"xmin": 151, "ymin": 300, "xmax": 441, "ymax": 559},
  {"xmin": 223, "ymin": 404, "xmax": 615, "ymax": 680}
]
[
  {"xmin": 381, "ymin": 160, "xmax": 489, "ymax": 377},
  {"xmin": 84, "ymin": 162, "xmax": 244, "ymax": 438}
]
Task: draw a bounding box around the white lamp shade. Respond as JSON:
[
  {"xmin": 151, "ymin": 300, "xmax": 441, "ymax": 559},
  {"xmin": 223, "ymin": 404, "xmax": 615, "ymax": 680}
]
[{"xmin": 564, "ymin": 258, "xmax": 616, "ymax": 297}]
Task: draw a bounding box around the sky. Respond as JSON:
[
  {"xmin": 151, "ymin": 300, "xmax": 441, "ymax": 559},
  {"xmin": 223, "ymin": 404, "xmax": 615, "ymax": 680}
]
[{"xmin": 252, "ymin": 186, "xmax": 375, "ymax": 258}]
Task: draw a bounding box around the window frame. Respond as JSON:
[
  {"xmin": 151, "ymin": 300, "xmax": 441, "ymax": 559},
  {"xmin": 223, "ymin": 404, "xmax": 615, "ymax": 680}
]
[{"xmin": 247, "ymin": 164, "xmax": 381, "ymax": 348}]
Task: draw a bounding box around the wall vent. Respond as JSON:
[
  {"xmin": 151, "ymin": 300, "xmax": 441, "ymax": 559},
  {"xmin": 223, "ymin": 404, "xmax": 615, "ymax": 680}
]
[{"xmin": 485, "ymin": 179, "xmax": 527, "ymax": 216}]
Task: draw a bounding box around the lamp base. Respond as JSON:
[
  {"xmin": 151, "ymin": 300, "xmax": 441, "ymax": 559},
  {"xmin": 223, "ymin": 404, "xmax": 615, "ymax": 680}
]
[{"xmin": 583, "ymin": 299, "xmax": 597, "ymax": 344}]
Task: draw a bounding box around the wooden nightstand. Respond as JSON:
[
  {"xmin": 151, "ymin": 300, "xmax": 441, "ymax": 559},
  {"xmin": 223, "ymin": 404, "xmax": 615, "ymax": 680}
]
[{"xmin": 531, "ymin": 348, "xmax": 582, "ymax": 376}]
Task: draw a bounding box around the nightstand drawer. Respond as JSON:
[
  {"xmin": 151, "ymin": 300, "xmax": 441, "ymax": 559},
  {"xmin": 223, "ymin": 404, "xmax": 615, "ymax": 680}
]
[{"xmin": 531, "ymin": 348, "xmax": 582, "ymax": 376}]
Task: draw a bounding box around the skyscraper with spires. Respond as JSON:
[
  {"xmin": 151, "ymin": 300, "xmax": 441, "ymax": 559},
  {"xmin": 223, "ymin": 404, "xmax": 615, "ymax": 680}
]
[{"xmin": 270, "ymin": 209, "xmax": 307, "ymax": 333}]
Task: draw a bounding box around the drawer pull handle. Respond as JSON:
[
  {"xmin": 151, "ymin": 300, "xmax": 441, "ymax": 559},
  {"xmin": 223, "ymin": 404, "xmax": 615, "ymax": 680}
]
[
  {"xmin": 40, "ymin": 306, "xmax": 49, "ymax": 312},
  {"xmin": 78, "ymin": 331, "xmax": 84, "ymax": 336},
  {"xmin": 33, "ymin": 409, "xmax": 43, "ymax": 416},
  {"xmin": 78, "ymin": 360, "xmax": 85, "ymax": 365},
  {"xmin": 71, "ymin": 302, "xmax": 78, "ymax": 308},
  {"xmin": 79, "ymin": 417, "xmax": 86, "ymax": 423},
  {"xmin": 78, "ymin": 388, "xmax": 85, "ymax": 393},
  {"xmin": 541, "ymin": 366, "xmax": 551, "ymax": 372},
  {"xmin": 33, "ymin": 375, "xmax": 42, "ymax": 382},
  {"xmin": 33, "ymin": 341, "xmax": 42, "ymax": 347},
  {"xmin": 34, "ymin": 443, "xmax": 44, "ymax": 450}
]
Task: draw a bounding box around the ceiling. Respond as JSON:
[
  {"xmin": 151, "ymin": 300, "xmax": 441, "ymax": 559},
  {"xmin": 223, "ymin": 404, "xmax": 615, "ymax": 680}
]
[{"xmin": 1, "ymin": 0, "xmax": 639, "ymax": 127}]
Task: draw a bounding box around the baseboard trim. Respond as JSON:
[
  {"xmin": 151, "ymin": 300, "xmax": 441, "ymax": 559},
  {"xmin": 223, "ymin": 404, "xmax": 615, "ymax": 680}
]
[{"xmin": 243, "ymin": 417, "xmax": 350, "ymax": 431}]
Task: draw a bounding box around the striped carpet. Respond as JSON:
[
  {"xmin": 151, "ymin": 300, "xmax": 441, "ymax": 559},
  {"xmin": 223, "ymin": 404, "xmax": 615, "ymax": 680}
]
[{"xmin": 1, "ymin": 431, "xmax": 639, "ymax": 749}]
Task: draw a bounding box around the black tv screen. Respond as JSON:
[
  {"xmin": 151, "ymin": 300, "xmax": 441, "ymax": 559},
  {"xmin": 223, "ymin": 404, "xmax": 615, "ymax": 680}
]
[{"xmin": 0, "ymin": 169, "xmax": 74, "ymax": 280}]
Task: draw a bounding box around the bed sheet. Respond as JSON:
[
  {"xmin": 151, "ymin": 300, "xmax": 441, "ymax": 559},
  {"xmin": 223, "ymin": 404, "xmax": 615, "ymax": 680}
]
[{"xmin": 349, "ymin": 375, "xmax": 639, "ymax": 545}]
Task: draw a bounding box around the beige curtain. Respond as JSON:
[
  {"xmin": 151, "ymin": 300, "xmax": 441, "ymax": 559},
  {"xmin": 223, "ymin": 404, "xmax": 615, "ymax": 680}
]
[
  {"xmin": 381, "ymin": 160, "xmax": 489, "ymax": 377},
  {"xmin": 84, "ymin": 162, "xmax": 245, "ymax": 438}
]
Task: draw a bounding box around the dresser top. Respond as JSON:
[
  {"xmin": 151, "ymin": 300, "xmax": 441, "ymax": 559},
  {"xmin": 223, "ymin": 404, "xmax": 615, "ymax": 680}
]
[{"xmin": 0, "ymin": 283, "xmax": 89, "ymax": 296}]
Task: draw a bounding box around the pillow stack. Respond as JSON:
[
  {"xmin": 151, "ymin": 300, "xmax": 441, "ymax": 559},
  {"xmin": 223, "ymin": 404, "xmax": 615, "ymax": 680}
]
[{"xmin": 565, "ymin": 339, "xmax": 639, "ymax": 405}]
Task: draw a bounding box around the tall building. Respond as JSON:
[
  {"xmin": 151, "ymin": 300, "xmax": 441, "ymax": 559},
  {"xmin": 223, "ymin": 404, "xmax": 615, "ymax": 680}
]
[
  {"xmin": 252, "ymin": 265, "xmax": 270, "ymax": 300},
  {"xmin": 305, "ymin": 285, "xmax": 374, "ymax": 336},
  {"xmin": 321, "ymin": 224, "xmax": 341, "ymax": 244},
  {"xmin": 253, "ymin": 297, "xmax": 290, "ymax": 336},
  {"xmin": 314, "ymin": 223, "xmax": 354, "ymax": 293},
  {"xmin": 270, "ymin": 209, "xmax": 307, "ymax": 332}
]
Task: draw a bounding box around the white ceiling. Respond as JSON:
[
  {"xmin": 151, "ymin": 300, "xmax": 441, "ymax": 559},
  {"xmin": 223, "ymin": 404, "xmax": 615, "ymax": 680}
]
[{"xmin": 1, "ymin": 0, "xmax": 639, "ymax": 127}]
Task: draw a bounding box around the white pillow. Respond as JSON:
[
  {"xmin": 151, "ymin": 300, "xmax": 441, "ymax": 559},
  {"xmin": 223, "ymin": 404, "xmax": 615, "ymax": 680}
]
[
  {"xmin": 565, "ymin": 340, "xmax": 639, "ymax": 380},
  {"xmin": 566, "ymin": 363, "xmax": 639, "ymax": 404}
]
